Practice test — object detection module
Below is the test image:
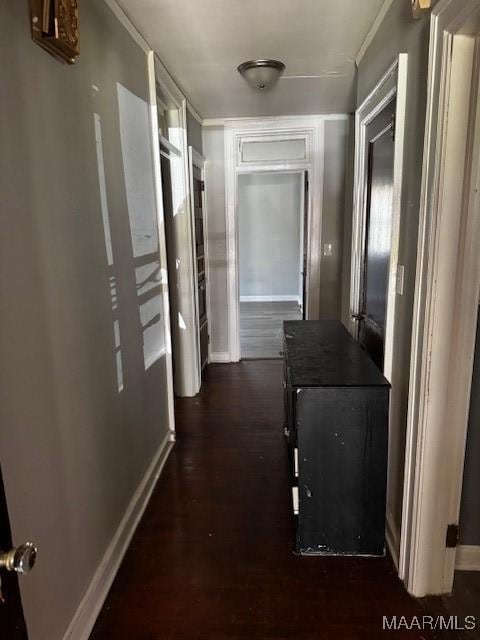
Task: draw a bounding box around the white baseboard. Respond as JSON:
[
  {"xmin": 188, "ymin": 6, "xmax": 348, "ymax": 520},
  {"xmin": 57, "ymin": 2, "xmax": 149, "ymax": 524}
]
[
  {"xmin": 386, "ymin": 509, "xmax": 400, "ymax": 571},
  {"xmin": 239, "ymin": 295, "xmax": 300, "ymax": 302},
  {"xmin": 209, "ymin": 351, "xmax": 230, "ymax": 363},
  {"xmin": 63, "ymin": 433, "xmax": 174, "ymax": 640},
  {"xmin": 456, "ymin": 545, "xmax": 480, "ymax": 571}
]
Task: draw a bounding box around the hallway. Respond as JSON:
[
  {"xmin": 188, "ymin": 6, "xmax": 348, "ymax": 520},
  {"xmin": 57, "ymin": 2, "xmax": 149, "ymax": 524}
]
[{"xmin": 90, "ymin": 361, "xmax": 449, "ymax": 639}]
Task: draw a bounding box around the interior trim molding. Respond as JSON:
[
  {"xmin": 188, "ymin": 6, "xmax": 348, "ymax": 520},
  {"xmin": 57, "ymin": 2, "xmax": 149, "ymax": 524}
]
[
  {"xmin": 355, "ymin": 0, "xmax": 396, "ymax": 66},
  {"xmin": 147, "ymin": 52, "xmax": 176, "ymax": 434},
  {"xmin": 401, "ymin": 0, "xmax": 480, "ymax": 596},
  {"xmin": 239, "ymin": 295, "xmax": 300, "ymax": 302},
  {"xmin": 203, "ymin": 114, "xmax": 349, "ymax": 128},
  {"xmin": 224, "ymin": 116, "xmax": 327, "ymax": 361},
  {"xmin": 187, "ymin": 102, "xmax": 203, "ymax": 125},
  {"xmin": 102, "ymin": 0, "xmax": 151, "ymax": 53},
  {"xmin": 386, "ymin": 509, "xmax": 400, "ymax": 571},
  {"xmin": 62, "ymin": 434, "xmax": 174, "ymax": 640},
  {"xmin": 209, "ymin": 352, "xmax": 231, "ymax": 363},
  {"xmin": 456, "ymin": 545, "xmax": 480, "ymax": 571}
]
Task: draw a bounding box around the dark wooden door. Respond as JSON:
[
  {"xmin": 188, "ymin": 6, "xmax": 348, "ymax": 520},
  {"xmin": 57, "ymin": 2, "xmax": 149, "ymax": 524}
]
[
  {"xmin": 0, "ymin": 467, "xmax": 28, "ymax": 639},
  {"xmin": 358, "ymin": 99, "xmax": 396, "ymax": 371}
]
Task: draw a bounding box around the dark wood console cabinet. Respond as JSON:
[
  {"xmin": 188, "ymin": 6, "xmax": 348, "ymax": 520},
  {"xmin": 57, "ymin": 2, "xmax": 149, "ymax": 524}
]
[{"xmin": 283, "ymin": 320, "xmax": 390, "ymax": 556}]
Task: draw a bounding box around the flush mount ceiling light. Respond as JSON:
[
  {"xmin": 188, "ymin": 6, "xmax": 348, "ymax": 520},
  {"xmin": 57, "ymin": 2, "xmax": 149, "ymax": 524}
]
[{"xmin": 237, "ymin": 59, "xmax": 286, "ymax": 91}]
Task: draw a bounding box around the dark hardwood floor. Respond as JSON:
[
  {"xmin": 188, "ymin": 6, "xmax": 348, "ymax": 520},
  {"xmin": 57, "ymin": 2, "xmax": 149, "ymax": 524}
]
[{"xmin": 90, "ymin": 361, "xmax": 460, "ymax": 639}]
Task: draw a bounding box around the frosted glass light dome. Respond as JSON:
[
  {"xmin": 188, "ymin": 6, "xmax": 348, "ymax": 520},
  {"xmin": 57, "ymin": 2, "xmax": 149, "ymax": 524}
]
[{"xmin": 237, "ymin": 60, "xmax": 286, "ymax": 91}]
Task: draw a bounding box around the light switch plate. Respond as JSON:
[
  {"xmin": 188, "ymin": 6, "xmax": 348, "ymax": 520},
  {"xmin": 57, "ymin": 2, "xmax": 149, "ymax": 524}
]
[
  {"xmin": 323, "ymin": 243, "xmax": 333, "ymax": 257},
  {"xmin": 396, "ymin": 265, "xmax": 405, "ymax": 296}
]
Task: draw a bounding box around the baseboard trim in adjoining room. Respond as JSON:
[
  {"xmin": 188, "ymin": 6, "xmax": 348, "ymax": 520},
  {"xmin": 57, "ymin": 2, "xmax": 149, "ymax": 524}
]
[
  {"xmin": 209, "ymin": 351, "xmax": 231, "ymax": 363},
  {"xmin": 456, "ymin": 545, "xmax": 480, "ymax": 571},
  {"xmin": 239, "ymin": 295, "xmax": 301, "ymax": 303},
  {"xmin": 62, "ymin": 433, "xmax": 174, "ymax": 640}
]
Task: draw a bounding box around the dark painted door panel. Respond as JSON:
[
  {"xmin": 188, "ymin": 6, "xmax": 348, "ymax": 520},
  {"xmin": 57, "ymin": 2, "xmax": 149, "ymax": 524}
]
[
  {"xmin": 358, "ymin": 99, "xmax": 396, "ymax": 372},
  {"xmin": 0, "ymin": 467, "xmax": 28, "ymax": 639}
]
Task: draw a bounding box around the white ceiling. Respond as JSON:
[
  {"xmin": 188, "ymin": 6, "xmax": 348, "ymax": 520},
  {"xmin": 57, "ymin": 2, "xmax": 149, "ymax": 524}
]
[{"xmin": 117, "ymin": 0, "xmax": 385, "ymax": 118}]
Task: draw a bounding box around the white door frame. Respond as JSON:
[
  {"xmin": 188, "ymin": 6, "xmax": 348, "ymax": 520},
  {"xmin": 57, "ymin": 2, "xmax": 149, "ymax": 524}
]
[
  {"xmin": 350, "ymin": 54, "xmax": 408, "ymax": 383},
  {"xmin": 400, "ymin": 0, "xmax": 480, "ymax": 597},
  {"xmin": 224, "ymin": 116, "xmax": 346, "ymax": 362},
  {"xmin": 147, "ymin": 52, "xmax": 175, "ymax": 438},
  {"xmin": 154, "ymin": 55, "xmax": 199, "ymax": 397}
]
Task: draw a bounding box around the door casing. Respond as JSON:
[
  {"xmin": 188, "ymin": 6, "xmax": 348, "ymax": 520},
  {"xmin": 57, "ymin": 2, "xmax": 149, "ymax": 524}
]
[
  {"xmin": 224, "ymin": 116, "xmax": 347, "ymax": 362},
  {"xmin": 350, "ymin": 55, "xmax": 408, "ymax": 383},
  {"xmin": 350, "ymin": 54, "xmax": 408, "ymax": 572},
  {"xmin": 400, "ymin": 0, "xmax": 480, "ymax": 596}
]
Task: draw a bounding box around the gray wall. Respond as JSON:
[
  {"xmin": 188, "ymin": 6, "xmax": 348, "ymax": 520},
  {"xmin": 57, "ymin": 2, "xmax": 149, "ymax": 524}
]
[
  {"xmin": 320, "ymin": 119, "xmax": 350, "ymax": 319},
  {"xmin": 459, "ymin": 310, "xmax": 480, "ymax": 545},
  {"xmin": 203, "ymin": 123, "xmax": 350, "ymax": 355},
  {"xmin": 186, "ymin": 107, "xmax": 203, "ymax": 154},
  {"xmin": 238, "ymin": 173, "xmax": 302, "ymax": 300},
  {"xmin": 357, "ymin": 0, "xmax": 430, "ymax": 548},
  {"xmin": 0, "ymin": 3, "xmax": 171, "ymax": 639}
]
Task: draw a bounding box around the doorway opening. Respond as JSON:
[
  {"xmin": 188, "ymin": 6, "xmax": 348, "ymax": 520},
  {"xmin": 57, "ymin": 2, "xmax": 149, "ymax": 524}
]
[{"xmin": 238, "ymin": 171, "xmax": 307, "ymax": 359}]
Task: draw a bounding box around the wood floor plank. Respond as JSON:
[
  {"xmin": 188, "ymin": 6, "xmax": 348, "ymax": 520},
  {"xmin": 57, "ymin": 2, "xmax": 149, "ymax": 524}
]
[
  {"xmin": 90, "ymin": 361, "xmax": 456, "ymax": 640},
  {"xmin": 240, "ymin": 301, "xmax": 301, "ymax": 359}
]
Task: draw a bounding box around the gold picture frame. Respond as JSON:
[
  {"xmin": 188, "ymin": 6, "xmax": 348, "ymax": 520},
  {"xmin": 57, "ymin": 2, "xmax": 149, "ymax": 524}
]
[{"xmin": 29, "ymin": 0, "xmax": 79, "ymax": 64}]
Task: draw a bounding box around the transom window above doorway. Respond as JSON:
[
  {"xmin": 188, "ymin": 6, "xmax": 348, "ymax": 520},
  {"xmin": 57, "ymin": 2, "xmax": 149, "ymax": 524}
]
[{"xmin": 239, "ymin": 134, "xmax": 309, "ymax": 166}]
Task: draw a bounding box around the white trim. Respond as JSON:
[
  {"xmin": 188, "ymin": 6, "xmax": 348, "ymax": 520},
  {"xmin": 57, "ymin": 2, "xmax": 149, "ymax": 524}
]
[
  {"xmin": 299, "ymin": 170, "xmax": 307, "ymax": 308},
  {"xmin": 224, "ymin": 116, "xmax": 328, "ymax": 361},
  {"xmin": 191, "ymin": 147, "xmax": 205, "ymax": 167},
  {"xmin": 224, "ymin": 126, "xmax": 239, "ymax": 361},
  {"xmin": 102, "ymin": 0, "xmax": 151, "ymax": 53},
  {"xmin": 155, "ymin": 60, "xmax": 199, "ymax": 398},
  {"xmin": 154, "ymin": 54, "xmax": 186, "ymax": 109},
  {"xmin": 401, "ymin": 0, "xmax": 480, "ymax": 597},
  {"xmin": 355, "ymin": 0, "xmax": 396, "ymax": 66},
  {"xmin": 386, "ymin": 508, "xmax": 401, "ymax": 572},
  {"xmin": 384, "ymin": 55, "xmax": 407, "ymax": 379},
  {"xmin": 147, "ymin": 52, "xmax": 176, "ymax": 435},
  {"xmin": 240, "ymin": 295, "xmax": 301, "ymax": 302},
  {"xmin": 159, "ymin": 134, "xmax": 182, "ymax": 157},
  {"xmin": 203, "ymin": 114, "xmax": 349, "ymax": 128},
  {"xmin": 62, "ymin": 434, "xmax": 174, "ymax": 640},
  {"xmin": 187, "ymin": 102, "xmax": 203, "ymax": 126},
  {"xmin": 349, "ymin": 54, "xmax": 407, "ymax": 382},
  {"xmin": 209, "ymin": 351, "xmax": 231, "ymax": 363},
  {"xmin": 456, "ymin": 546, "xmax": 480, "ymax": 571},
  {"xmin": 350, "ymin": 57, "xmax": 407, "ymax": 590},
  {"xmin": 180, "ymin": 101, "xmax": 202, "ymax": 396}
]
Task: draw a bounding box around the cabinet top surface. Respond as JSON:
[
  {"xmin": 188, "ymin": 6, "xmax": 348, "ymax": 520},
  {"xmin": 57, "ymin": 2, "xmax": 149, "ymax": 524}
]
[{"xmin": 284, "ymin": 320, "xmax": 390, "ymax": 388}]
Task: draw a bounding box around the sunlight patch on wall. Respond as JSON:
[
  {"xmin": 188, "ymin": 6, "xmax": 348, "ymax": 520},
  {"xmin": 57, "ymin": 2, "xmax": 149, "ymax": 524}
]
[
  {"xmin": 117, "ymin": 83, "xmax": 166, "ymax": 371},
  {"xmin": 94, "ymin": 112, "xmax": 124, "ymax": 392}
]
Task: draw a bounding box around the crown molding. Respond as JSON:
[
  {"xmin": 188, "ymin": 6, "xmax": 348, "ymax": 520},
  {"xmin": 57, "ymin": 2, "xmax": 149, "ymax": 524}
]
[
  {"xmin": 355, "ymin": 0, "xmax": 396, "ymax": 66},
  {"xmin": 203, "ymin": 114, "xmax": 350, "ymax": 127}
]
